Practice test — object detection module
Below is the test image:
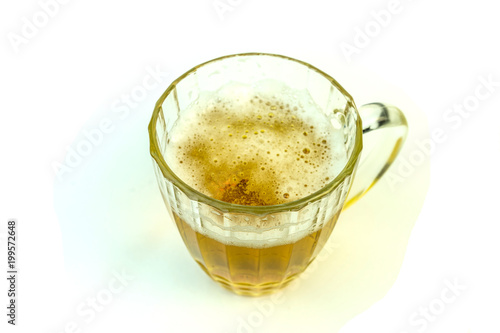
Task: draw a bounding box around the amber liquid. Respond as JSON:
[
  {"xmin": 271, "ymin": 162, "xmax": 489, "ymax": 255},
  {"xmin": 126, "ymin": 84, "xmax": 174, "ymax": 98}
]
[{"xmin": 172, "ymin": 211, "xmax": 340, "ymax": 296}]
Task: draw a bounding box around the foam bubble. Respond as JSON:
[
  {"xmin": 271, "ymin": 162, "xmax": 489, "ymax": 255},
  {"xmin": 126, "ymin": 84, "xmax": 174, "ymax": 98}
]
[{"xmin": 165, "ymin": 80, "xmax": 348, "ymax": 246}]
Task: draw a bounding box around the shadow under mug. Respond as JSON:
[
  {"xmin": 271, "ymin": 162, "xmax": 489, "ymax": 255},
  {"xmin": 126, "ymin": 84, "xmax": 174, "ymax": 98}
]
[{"xmin": 148, "ymin": 53, "xmax": 408, "ymax": 296}]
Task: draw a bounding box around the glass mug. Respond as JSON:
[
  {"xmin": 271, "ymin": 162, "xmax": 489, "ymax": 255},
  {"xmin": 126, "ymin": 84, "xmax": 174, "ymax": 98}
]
[{"xmin": 148, "ymin": 53, "xmax": 408, "ymax": 296}]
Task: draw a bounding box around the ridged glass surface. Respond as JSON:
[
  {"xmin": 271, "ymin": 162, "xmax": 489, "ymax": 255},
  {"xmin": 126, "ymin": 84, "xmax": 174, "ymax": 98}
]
[{"xmin": 149, "ymin": 54, "xmax": 361, "ymax": 295}]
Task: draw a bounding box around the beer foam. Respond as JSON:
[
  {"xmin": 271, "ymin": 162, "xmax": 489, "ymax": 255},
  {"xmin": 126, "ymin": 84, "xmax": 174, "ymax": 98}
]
[{"xmin": 165, "ymin": 80, "xmax": 348, "ymax": 246}]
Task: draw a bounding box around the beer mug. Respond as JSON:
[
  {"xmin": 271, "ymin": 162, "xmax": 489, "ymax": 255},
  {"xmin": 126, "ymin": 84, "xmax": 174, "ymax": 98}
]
[{"xmin": 148, "ymin": 53, "xmax": 408, "ymax": 296}]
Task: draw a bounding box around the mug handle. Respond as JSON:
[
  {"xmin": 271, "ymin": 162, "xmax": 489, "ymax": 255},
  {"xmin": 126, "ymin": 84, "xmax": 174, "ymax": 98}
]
[{"xmin": 343, "ymin": 103, "xmax": 408, "ymax": 209}]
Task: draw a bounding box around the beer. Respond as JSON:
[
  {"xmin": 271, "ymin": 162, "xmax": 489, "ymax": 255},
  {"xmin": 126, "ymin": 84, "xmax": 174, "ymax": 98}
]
[
  {"xmin": 172, "ymin": 211, "xmax": 340, "ymax": 295},
  {"xmin": 164, "ymin": 80, "xmax": 348, "ymax": 295}
]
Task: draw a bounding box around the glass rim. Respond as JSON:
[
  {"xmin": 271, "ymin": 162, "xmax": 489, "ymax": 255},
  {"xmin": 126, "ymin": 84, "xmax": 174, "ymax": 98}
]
[{"xmin": 148, "ymin": 52, "xmax": 363, "ymax": 214}]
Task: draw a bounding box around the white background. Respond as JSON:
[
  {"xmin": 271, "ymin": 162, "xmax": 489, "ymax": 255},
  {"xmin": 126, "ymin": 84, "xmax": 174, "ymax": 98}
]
[{"xmin": 1, "ymin": 0, "xmax": 499, "ymax": 332}]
